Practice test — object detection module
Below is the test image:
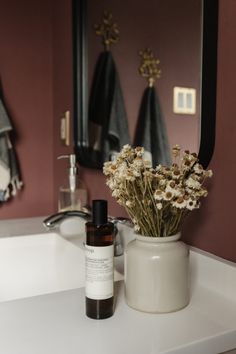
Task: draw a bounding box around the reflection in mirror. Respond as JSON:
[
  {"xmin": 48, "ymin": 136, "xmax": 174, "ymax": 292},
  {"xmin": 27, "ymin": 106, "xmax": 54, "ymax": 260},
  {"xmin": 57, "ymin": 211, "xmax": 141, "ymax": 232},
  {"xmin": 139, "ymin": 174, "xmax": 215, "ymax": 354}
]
[{"xmin": 73, "ymin": 0, "xmax": 218, "ymax": 169}]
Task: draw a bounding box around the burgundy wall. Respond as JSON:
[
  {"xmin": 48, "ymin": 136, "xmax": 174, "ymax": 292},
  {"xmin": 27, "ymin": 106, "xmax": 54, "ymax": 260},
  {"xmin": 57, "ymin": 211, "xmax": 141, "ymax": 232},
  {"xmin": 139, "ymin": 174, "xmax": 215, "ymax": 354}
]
[
  {"xmin": 0, "ymin": 0, "xmax": 55, "ymax": 218},
  {"xmin": 52, "ymin": 0, "xmax": 74, "ymax": 211},
  {"xmin": 0, "ymin": 0, "xmax": 73, "ymax": 219},
  {"xmin": 182, "ymin": 0, "xmax": 236, "ymax": 263}
]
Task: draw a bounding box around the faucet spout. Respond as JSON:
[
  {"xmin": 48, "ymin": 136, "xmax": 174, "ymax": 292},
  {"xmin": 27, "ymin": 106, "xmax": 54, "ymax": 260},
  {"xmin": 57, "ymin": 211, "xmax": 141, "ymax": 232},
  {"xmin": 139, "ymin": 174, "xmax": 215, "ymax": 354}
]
[
  {"xmin": 43, "ymin": 210, "xmax": 125, "ymax": 257},
  {"xmin": 43, "ymin": 210, "xmax": 90, "ymax": 229}
]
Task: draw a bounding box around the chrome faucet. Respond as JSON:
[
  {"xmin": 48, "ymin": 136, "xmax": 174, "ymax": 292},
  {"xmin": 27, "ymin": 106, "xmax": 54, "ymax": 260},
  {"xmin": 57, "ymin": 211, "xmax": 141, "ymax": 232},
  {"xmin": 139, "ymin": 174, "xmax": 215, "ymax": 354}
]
[
  {"xmin": 43, "ymin": 210, "xmax": 131, "ymax": 257},
  {"xmin": 43, "ymin": 210, "xmax": 91, "ymax": 228}
]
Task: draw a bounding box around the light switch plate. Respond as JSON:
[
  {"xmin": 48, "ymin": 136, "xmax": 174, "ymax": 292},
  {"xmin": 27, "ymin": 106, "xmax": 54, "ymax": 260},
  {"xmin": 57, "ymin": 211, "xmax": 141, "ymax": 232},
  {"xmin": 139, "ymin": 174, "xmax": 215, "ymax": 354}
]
[{"xmin": 173, "ymin": 87, "xmax": 196, "ymax": 114}]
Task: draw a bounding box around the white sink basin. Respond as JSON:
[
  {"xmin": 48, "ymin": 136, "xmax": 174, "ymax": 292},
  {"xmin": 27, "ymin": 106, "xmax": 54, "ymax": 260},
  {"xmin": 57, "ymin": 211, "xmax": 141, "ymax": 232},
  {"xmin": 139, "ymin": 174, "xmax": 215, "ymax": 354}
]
[
  {"xmin": 0, "ymin": 233, "xmax": 85, "ymax": 302},
  {"xmin": 0, "ymin": 232, "xmax": 123, "ymax": 303}
]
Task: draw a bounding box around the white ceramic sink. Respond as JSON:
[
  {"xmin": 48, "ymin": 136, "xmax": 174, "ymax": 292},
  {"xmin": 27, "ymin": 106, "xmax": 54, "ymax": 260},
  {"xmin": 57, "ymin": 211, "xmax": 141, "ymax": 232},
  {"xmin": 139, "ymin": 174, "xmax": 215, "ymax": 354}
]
[
  {"xmin": 0, "ymin": 233, "xmax": 84, "ymax": 302},
  {"xmin": 0, "ymin": 232, "xmax": 123, "ymax": 303}
]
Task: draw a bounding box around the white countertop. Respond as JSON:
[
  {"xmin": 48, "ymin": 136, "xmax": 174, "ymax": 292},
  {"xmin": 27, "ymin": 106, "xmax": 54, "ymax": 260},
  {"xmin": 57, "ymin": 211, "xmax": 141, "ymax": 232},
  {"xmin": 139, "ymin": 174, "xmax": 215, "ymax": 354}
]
[
  {"xmin": 0, "ymin": 282, "xmax": 235, "ymax": 354},
  {"xmin": 0, "ymin": 217, "xmax": 235, "ymax": 354}
]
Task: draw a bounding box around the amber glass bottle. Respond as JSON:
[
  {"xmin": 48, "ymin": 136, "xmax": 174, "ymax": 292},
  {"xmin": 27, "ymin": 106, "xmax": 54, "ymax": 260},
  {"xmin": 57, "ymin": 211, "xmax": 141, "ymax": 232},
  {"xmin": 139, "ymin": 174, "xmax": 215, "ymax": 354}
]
[{"xmin": 85, "ymin": 200, "xmax": 114, "ymax": 319}]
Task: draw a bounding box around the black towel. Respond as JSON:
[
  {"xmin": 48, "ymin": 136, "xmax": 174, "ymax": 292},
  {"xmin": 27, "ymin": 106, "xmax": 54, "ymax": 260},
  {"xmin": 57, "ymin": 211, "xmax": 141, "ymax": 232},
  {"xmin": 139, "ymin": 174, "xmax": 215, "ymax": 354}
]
[
  {"xmin": 88, "ymin": 51, "xmax": 130, "ymax": 166},
  {"xmin": 134, "ymin": 86, "xmax": 172, "ymax": 167}
]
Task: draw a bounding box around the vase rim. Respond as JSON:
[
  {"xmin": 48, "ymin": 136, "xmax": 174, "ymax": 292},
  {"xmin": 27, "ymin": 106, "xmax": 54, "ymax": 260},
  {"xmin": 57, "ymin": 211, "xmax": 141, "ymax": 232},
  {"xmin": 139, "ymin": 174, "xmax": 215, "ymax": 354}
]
[{"xmin": 136, "ymin": 232, "xmax": 181, "ymax": 243}]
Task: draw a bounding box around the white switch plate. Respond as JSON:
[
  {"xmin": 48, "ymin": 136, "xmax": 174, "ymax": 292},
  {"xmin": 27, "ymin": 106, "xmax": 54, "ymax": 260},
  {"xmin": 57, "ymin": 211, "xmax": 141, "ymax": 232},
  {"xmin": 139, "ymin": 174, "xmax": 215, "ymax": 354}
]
[{"xmin": 173, "ymin": 87, "xmax": 196, "ymax": 114}]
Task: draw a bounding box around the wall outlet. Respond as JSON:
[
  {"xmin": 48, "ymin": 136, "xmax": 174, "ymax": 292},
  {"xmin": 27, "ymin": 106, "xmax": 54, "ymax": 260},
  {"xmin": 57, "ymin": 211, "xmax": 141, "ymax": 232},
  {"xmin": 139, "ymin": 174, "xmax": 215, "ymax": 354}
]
[{"xmin": 173, "ymin": 87, "xmax": 196, "ymax": 114}]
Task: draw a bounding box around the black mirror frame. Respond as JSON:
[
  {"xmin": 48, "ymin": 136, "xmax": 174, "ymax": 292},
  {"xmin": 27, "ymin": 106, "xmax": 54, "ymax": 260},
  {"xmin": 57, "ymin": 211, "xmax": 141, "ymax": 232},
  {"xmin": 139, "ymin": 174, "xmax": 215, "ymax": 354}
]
[{"xmin": 72, "ymin": 0, "xmax": 218, "ymax": 169}]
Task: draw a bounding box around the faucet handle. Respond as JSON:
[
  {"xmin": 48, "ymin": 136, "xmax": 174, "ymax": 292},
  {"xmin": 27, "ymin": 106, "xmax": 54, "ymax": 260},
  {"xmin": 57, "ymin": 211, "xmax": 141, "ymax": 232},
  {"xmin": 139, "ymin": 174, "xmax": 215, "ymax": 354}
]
[
  {"xmin": 114, "ymin": 230, "xmax": 123, "ymax": 256},
  {"xmin": 109, "ymin": 216, "xmax": 133, "ymax": 228}
]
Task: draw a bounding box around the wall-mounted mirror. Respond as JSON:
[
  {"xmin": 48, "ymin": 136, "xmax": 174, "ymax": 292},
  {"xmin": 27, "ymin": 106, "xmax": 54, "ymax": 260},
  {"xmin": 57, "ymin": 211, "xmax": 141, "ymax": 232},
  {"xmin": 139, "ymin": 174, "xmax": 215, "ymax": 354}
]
[{"xmin": 73, "ymin": 0, "xmax": 218, "ymax": 169}]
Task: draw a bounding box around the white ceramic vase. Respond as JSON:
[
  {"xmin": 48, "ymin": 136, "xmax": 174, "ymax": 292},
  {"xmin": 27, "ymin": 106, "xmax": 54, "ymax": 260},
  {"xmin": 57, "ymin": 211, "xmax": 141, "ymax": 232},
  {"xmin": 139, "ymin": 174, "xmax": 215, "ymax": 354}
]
[{"xmin": 124, "ymin": 232, "xmax": 189, "ymax": 313}]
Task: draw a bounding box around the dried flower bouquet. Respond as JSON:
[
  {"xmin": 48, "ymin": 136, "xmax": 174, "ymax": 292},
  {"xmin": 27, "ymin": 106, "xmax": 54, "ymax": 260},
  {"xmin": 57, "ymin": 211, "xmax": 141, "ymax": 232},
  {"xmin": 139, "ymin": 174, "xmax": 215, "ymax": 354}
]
[{"xmin": 103, "ymin": 145, "xmax": 213, "ymax": 237}]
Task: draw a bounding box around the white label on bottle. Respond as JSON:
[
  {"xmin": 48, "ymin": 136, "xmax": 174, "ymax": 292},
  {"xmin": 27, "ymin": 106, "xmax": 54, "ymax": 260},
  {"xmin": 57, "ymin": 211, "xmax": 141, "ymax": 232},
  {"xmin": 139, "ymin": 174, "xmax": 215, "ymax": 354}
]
[{"xmin": 85, "ymin": 245, "xmax": 114, "ymax": 300}]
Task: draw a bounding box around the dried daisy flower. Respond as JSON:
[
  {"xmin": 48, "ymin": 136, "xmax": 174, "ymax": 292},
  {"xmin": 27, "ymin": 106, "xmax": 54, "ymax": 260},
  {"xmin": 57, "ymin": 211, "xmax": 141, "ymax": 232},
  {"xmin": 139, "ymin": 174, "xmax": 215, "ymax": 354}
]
[{"xmin": 103, "ymin": 145, "xmax": 213, "ymax": 237}]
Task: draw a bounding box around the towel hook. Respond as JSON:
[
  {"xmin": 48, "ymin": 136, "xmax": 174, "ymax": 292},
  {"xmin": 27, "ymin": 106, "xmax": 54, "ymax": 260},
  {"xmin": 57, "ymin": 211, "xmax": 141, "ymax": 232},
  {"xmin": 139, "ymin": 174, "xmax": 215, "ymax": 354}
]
[
  {"xmin": 94, "ymin": 11, "xmax": 120, "ymax": 51},
  {"xmin": 139, "ymin": 48, "xmax": 161, "ymax": 87}
]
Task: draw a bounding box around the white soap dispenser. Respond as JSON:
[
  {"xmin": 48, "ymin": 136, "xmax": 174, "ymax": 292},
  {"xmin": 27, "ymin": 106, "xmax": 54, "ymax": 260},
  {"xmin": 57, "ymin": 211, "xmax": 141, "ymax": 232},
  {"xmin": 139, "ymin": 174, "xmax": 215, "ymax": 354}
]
[{"xmin": 58, "ymin": 154, "xmax": 88, "ymax": 212}]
